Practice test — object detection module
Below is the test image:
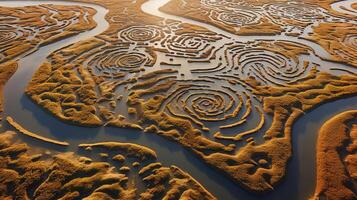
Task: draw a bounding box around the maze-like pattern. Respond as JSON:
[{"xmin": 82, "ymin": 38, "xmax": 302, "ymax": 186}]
[
  {"xmin": 265, "ymin": 2, "xmax": 325, "ymax": 23},
  {"xmin": 305, "ymin": 22, "xmax": 357, "ymax": 67},
  {"xmin": 162, "ymin": 0, "xmax": 357, "ymax": 37},
  {"xmin": 222, "ymin": 41, "xmax": 313, "ymax": 86},
  {"xmin": 3, "ymin": 0, "xmax": 356, "ymax": 195},
  {"xmin": 210, "ymin": 9, "xmax": 261, "ymax": 27},
  {"xmin": 0, "ymin": 4, "xmax": 96, "ymax": 64},
  {"xmin": 119, "ymin": 25, "xmax": 165, "ymax": 43}
]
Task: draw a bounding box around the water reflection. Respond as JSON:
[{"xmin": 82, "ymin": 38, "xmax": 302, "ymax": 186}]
[{"xmin": 1, "ymin": 0, "xmax": 357, "ymax": 199}]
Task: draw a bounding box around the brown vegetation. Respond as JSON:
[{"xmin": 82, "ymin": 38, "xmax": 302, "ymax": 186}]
[
  {"xmin": 8, "ymin": 0, "xmax": 357, "ymax": 194},
  {"xmin": 305, "ymin": 22, "xmax": 357, "ymax": 67},
  {"xmin": 0, "ymin": 131, "xmax": 216, "ymax": 199},
  {"xmin": 0, "ymin": 4, "xmax": 97, "ymax": 64},
  {"xmin": 313, "ymin": 110, "xmax": 357, "ymax": 200},
  {"xmin": 6, "ymin": 116, "xmax": 69, "ymax": 146},
  {"xmin": 0, "ymin": 61, "xmax": 17, "ymax": 115}
]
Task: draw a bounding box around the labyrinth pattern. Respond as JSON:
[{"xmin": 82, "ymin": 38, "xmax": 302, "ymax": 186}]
[
  {"xmin": 1, "ymin": 0, "xmax": 357, "ymax": 198},
  {"xmin": 0, "ymin": 4, "xmax": 97, "ymax": 64}
]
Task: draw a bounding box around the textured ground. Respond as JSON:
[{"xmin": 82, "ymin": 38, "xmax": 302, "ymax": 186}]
[
  {"xmin": 0, "ymin": 0, "xmax": 356, "ymax": 199},
  {"xmin": 314, "ymin": 110, "xmax": 357, "ymax": 199},
  {"xmin": 0, "ymin": 131, "xmax": 215, "ymax": 199}
]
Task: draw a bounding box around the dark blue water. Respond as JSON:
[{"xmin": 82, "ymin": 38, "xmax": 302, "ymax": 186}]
[
  {"xmin": 4, "ymin": 81, "xmax": 357, "ymax": 200},
  {"xmin": 1, "ymin": 1, "xmax": 357, "ymax": 199}
]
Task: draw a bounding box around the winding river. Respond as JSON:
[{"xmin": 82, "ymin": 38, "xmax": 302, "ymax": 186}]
[
  {"xmin": 331, "ymin": 0, "xmax": 357, "ymax": 16},
  {"xmin": 1, "ymin": 0, "xmax": 357, "ymax": 199}
]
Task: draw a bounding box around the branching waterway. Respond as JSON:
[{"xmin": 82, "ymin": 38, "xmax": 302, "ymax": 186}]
[{"xmin": 1, "ymin": 0, "xmax": 357, "ymax": 199}]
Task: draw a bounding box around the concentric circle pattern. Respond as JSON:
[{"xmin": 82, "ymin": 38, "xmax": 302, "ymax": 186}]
[
  {"xmin": 201, "ymin": 0, "xmax": 241, "ymax": 8},
  {"xmin": 119, "ymin": 25, "xmax": 164, "ymax": 43},
  {"xmin": 0, "ymin": 25, "xmax": 22, "ymax": 45},
  {"xmin": 87, "ymin": 43, "xmax": 156, "ymax": 82},
  {"xmin": 167, "ymin": 83, "xmax": 242, "ymax": 122},
  {"xmin": 212, "ymin": 10, "xmax": 260, "ymax": 26},
  {"xmin": 344, "ymin": 34, "xmax": 357, "ymax": 48},
  {"xmin": 90, "ymin": 51, "xmax": 152, "ymax": 71},
  {"xmin": 266, "ymin": 2, "xmax": 324, "ymax": 23},
  {"xmin": 16, "ymin": 0, "xmax": 357, "ymax": 196},
  {"xmin": 225, "ymin": 41, "xmax": 311, "ymax": 85},
  {"xmin": 158, "ymin": 79, "xmax": 264, "ymax": 140},
  {"xmin": 163, "ymin": 32, "xmax": 222, "ymax": 59}
]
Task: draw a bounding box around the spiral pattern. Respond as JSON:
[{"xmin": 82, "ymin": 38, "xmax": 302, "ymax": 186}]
[
  {"xmin": 164, "ymin": 32, "xmax": 221, "ymax": 59},
  {"xmin": 343, "ymin": 34, "xmax": 357, "ymax": 49},
  {"xmin": 118, "ymin": 25, "xmax": 164, "ymax": 43},
  {"xmin": 171, "ymin": 88, "xmax": 233, "ymax": 122},
  {"xmin": 201, "ymin": 0, "xmax": 240, "ymax": 8},
  {"xmin": 88, "ymin": 46, "xmax": 155, "ymax": 75},
  {"xmin": 166, "ymin": 83, "xmax": 241, "ymax": 122},
  {"xmin": 225, "ymin": 42, "xmax": 310, "ymax": 86},
  {"xmin": 0, "ymin": 25, "xmax": 22, "ymax": 45},
  {"xmin": 266, "ymin": 2, "xmax": 323, "ymax": 23},
  {"xmin": 213, "ymin": 10, "xmax": 260, "ymax": 26},
  {"xmin": 161, "ymin": 79, "xmax": 264, "ymax": 139}
]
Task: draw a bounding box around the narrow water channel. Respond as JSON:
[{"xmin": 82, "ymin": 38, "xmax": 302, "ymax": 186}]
[{"xmin": 1, "ymin": 0, "xmax": 357, "ymax": 199}]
